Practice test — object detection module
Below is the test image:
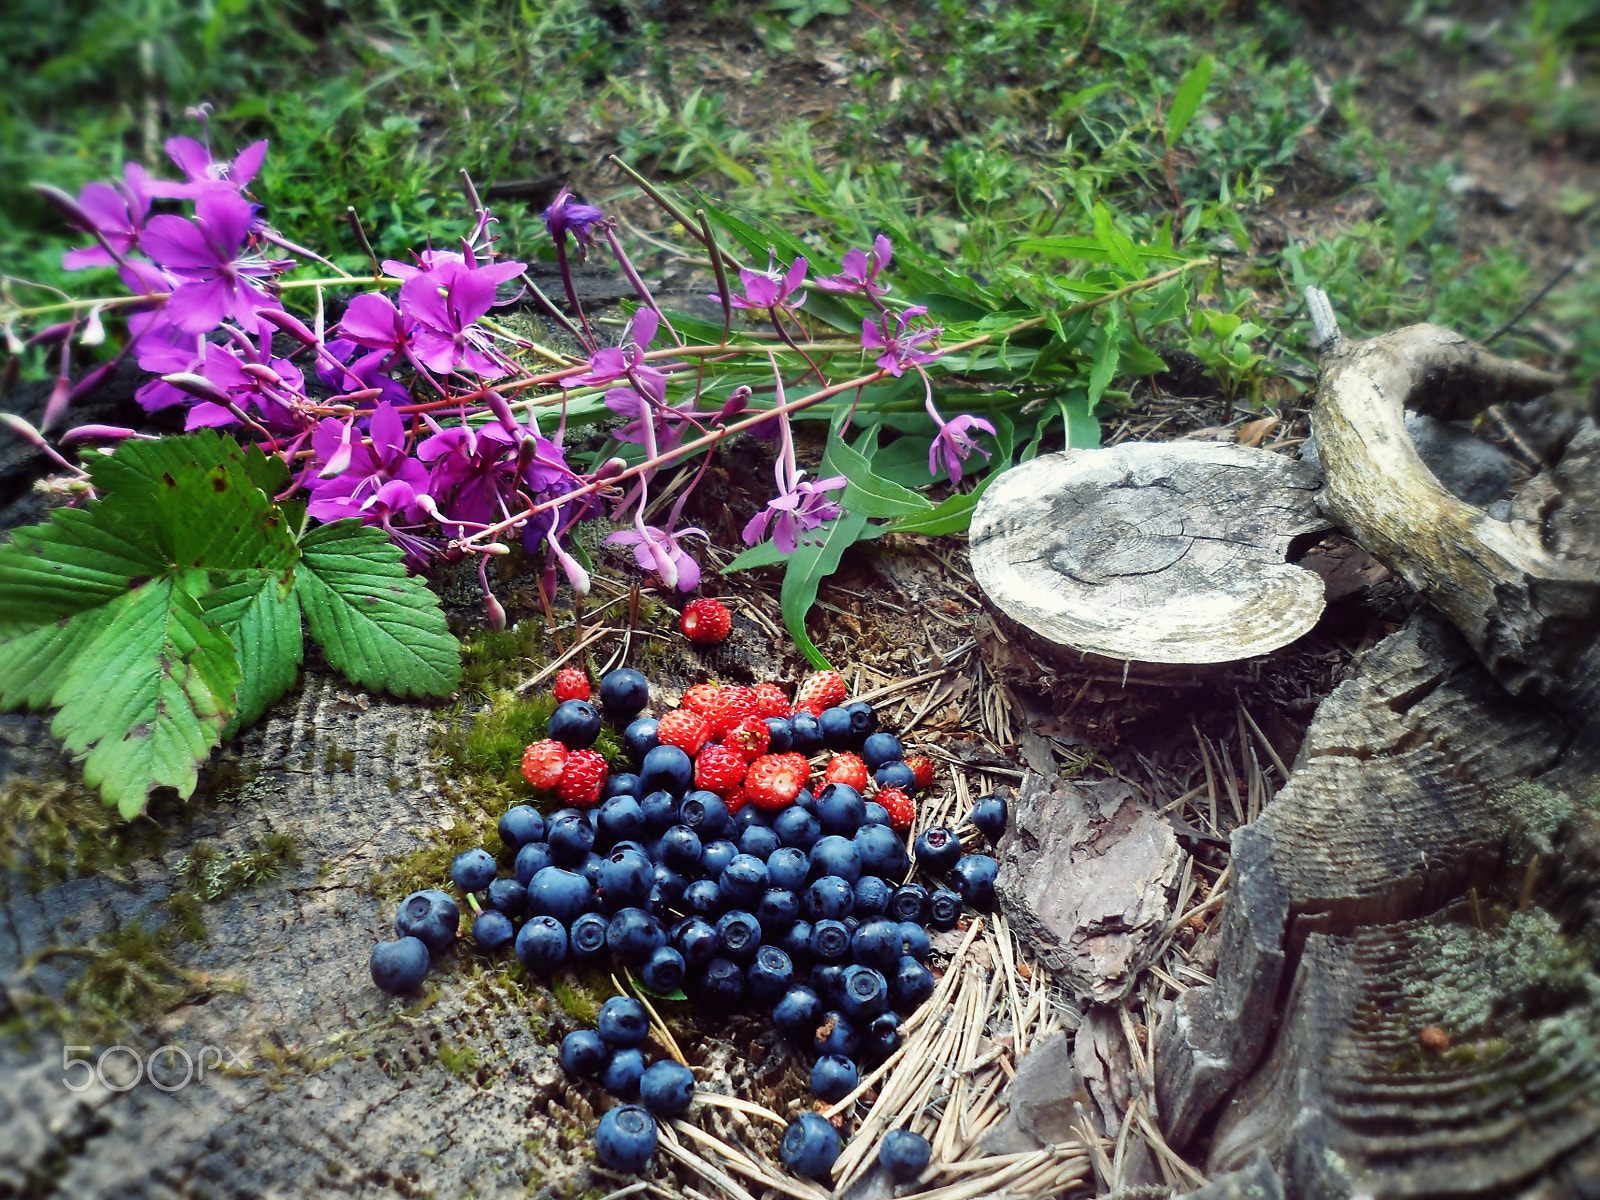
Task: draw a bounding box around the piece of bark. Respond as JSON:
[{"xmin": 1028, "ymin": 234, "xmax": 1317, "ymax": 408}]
[
  {"xmin": 1180, "ymin": 1153, "xmax": 1284, "ymax": 1200},
  {"xmin": 1073, "ymin": 1007, "xmax": 1163, "ymax": 1189},
  {"xmin": 985, "ymin": 1031, "xmax": 1086, "ymax": 1153},
  {"xmin": 996, "ymin": 773, "xmax": 1184, "ymax": 1004},
  {"xmin": 969, "ymin": 442, "xmax": 1330, "ymax": 665}
]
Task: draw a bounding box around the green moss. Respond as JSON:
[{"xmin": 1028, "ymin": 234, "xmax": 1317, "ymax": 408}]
[
  {"xmin": 0, "ymin": 776, "xmax": 167, "ymax": 894},
  {"xmin": 456, "ymin": 621, "xmax": 547, "ymax": 704},
  {"xmin": 167, "ymin": 890, "xmax": 209, "ymax": 942},
  {"xmin": 437, "ymin": 1040, "xmax": 480, "ymax": 1078},
  {"xmin": 378, "ymin": 817, "xmax": 500, "ymax": 900},
  {"xmin": 550, "ymin": 969, "xmax": 602, "ymax": 1025},
  {"xmin": 174, "ymin": 832, "xmax": 301, "ymax": 902},
  {"xmin": 1493, "ymin": 782, "xmax": 1600, "ymax": 856}
]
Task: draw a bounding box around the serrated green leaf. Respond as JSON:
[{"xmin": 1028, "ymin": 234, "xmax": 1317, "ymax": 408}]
[
  {"xmin": 780, "ymin": 510, "xmax": 871, "ymax": 672},
  {"xmin": 200, "ymin": 573, "xmax": 303, "ymax": 734},
  {"xmin": 52, "ymin": 579, "xmax": 241, "ymax": 817},
  {"xmin": 1166, "ymin": 55, "xmax": 1216, "ymax": 148},
  {"xmin": 296, "ymin": 520, "xmax": 461, "ymax": 698},
  {"xmin": 0, "ymin": 606, "xmax": 116, "ymax": 709},
  {"xmin": 0, "ymin": 506, "xmax": 166, "ymax": 629}
]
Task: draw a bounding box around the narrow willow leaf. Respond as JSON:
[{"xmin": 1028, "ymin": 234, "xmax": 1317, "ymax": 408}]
[
  {"xmin": 200, "ymin": 572, "xmax": 303, "ymax": 734},
  {"xmin": 1087, "ymin": 310, "xmax": 1123, "ymax": 411},
  {"xmin": 723, "ymin": 540, "xmax": 787, "ymax": 574},
  {"xmin": 296, "ymin": 520, "xmax": 461, "ymax": 698},
  {"xmin": 779, "ymin": 510, "xmax": 871, "ymax": 672},
  {"xmin": 1166, "ymin": 55, "xmax": 1216, "ymax": 148},
  {"xmin": 832, "ymin": 433, "xmax": 933, "ymax": 519}
]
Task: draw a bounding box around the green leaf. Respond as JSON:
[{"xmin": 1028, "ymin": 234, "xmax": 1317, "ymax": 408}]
[
  {"xmin": 51, "ymin": 579, "xmax": 241, "ymax": 817},
  {"xmin": 200, "ymin": 572, "xmax": 303, "ymax": 734},
  {"xmin": 832, "ymin": 430, "xmax": 934, "ymax": 519},
  {"xmin": 0, "ymin": 607, "xmax": 116, "ymax": 709},
  {"xmin": 0, "ymin": 507, "xmax": 165, "ymax": 629},
  {"xmin": 1092, "ymin": 204, "xmax": 1141, "ymax": 276},
  {"xmin": 779, "ymin": 510, "xmax": 871, "ymax": 672},
  {"xmin": 1087, "ymin": 311, "xmax": 1122, "ymax": 411},
  {"xmin": 1166, "ymin": 55, "xmax": 1216, "ymax": 148},
  {"xmin": 1014, "ymin": 237, "xmax": 1190, "ymax": 266},
  {"xmin": 295, "ymin": 520, "xmax": 461, "ymax": 698},
  {"xmin": 722, "ymin": 540, "xmax": 788, "ymax": 574},
  {"xmin": 1059, "ymin": 394, "xmax": 1103, "ymax": 449}
]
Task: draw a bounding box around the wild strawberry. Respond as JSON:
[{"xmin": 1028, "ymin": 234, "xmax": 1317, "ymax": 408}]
[
  {"xmin": 877, "ymin": 787, "xmax": 916, "ymax": 831},
  {"xmin": 694, "ymin": 743, "xmax": 747, "ymax": 796},
  {"xmin": 656, "ymin": 709, "xmax": 711, "ymax": 756},
  {"xmin": 794, "ymin": 669, "xmax": 847, "ymax": 716},
  {"xmin": 680, "ymin": 597, "xmax": 732, "ymax": 644},
  {"xmin": 753, "ymin": 682, "xmax": 793, "ymax": 719},
  {"xmin": 905, "ymin": 755, "xmax": 935, "ymax": 791},
  {"xmin": 722, "ymin": 786, "xmax": 748, "ymax": 817},
  {"xmin": 723, "ymin": 716, "xmax": 771, "ymax": 762},
  {"xmin": 705, "ymin": 686, "xmax": 759, "ymax": 737},
  {"xmin": 553, "ymin": 667, "xmax": 591, "ymax": 702},
  {"xmin": 558, "ymin": 748, "xmax": 608, "ymax": 806},
  {"xmin": 683, "ymin": 681, "xmax": 722, "ymax": 716},
  {"xmin": 745, "ymin": 753, "xmax": 809, "ymax": 810},
  {"xmin": 520, "ymin": 739, "xmax": 566, "ymax": 790},
  {"xmin": 824, "ymin": 752, "xmax": 869, "ymax": 792}
]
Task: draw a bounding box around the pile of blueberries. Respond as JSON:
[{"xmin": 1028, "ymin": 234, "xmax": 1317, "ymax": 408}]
[{"xmin": 368, "ymin": 666, "xmax": 1008, "ymax": 1185}]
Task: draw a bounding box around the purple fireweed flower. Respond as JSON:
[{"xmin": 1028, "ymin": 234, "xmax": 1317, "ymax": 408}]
[
  {"xmin": 416, "ymin": 419, "xmax": 574, "ymax": 542},
  {"xmin": 817, "ymin": 234, "xmax": 893, "ymax": 296},
  {"xmin": 542, "ymin": 187, "xmax": 607, "ymax": 260},
  {"xmin": 606, "ymin": 523, "xmax": 708, "ymax": 593},
  {"xmin": 145, "ymin": 137, "xmax": 269, "ymax": 199},
  {"xmin": 397, "ymin": 257, "xmax": 525, "ymax": 377},
  {"xmin": 562, "ymin": 310, "xmax": 664, "ymax": 397},
  {"xmin": 927, "ymin": 411, "xmax": 996, "ymax": 485},
  {"xmin": 715, "ymin": 253, "xmax": 808, "ymax": 311},
  {"xmin": 181, "ymin": 342, "xmax": 305, "ymax": 431},
  {"xmin": 604, "ymin": 388, "xmax": 695, "ymax": 449},
  {"xmin": 62, "ymin": 163, "xmax": 156, "ymax": 270},
  {"xmin": 308, "ymin": 403, "xmax": 431, "ymax": 523},
  {"xmin": 338, "ymin": 292, "xmax": 413, "ymax": 358},
  {"xmin": 139, "ymin": 190, "xmax": 293, "ymax": 334},
  {"xmin": 741, "ymin": 472, "xmax": 848, "ymax": 555},
  {"xmin": 129, "ymin": 310, "xmax": 205, "ymax": 412},
  {"xmin": 862, "ymin": 305, "xmax": 942, "ymax": 377}
]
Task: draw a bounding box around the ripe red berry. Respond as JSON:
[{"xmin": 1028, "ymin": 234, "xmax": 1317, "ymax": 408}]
[
  {"xmin": 877, "ymin": 787, "xmax": 917, "ymax": 831},
  {"xmin": 681, "ymin": 598, "xmax": 732, "ymax": 645},
  {"xmin": 553, "ymin": 667, "xmax": 591, "ymax": 702},
  {"xmin": 683, "ymin": 681, "xmax": 722, "ymax": 716},
  {"xmin": 694, "ymin": 743, "xmax": 747, "ymax": 796},
  {"xmin": 520, "ymin": 739, "xmax": 566, "ymax": 790},
  {"xmin": 559, "ymin": 748, "xmax": 609, "ymax": 806},
  {"xmin": 656, "ymin": 709, "xmax": 711, "ymax": 757},
  {"xmin": 905, "ymin": 755, "xmax": 935, "ymax": 791},
  {"xmin": 723, "ymin": 716, "xmax": 772, "ymax": 762},
  {"xmin": 753, "ymin": 682, "xmax": 793, "ymax": 719},
  {"xmin": 722, "ymin": 786, "xmax": 748, "ymax": 817},
  {"xmin": 705, "ymin": 686, "xmax": 759, "ymax": 737},
  {"xmin": 824, "ymin": 752, "xmax": 869, "ymax": 792},
  {"xmin": 794, "ymin": 670, "xmax": 847, "ymax": 716},
  {"xmin": 745, "ymin": 753, "xmax": 809, "ymax": 810}
]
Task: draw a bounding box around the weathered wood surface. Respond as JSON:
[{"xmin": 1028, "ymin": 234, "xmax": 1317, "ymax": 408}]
[{"xmin": 969, "ymin": 442, "xmax": 1329, "ymax": 665}]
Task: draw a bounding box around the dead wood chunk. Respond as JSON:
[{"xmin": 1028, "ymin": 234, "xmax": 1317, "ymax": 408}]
[
  {"xmin": 1074, "ymin": 1006, "xmax": 1163, "ymax": 1188},
  {"xmin": 968, "ymin": 443, "xmax": 1330, "ymax": 666},
  {"xmin": 1179, "ymin": 1153, "xmax": 1284, "ymax": 1200},
  {"xmin": 1208, "ymin": 908, "xmax": 1600, "ymax": 1199},
  {"xmin": 996, "ymin": 773, "xmax": 1184, "ymax": 1004}
]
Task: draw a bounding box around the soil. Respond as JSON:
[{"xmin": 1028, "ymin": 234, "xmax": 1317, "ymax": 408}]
[{"xmin": 1, "ymin": 3, "xmax": 1596, "ymax": 1198}]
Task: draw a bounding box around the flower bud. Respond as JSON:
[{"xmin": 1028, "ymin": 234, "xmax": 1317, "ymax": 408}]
[
  {"xmin": 161, "ymin": 372, "xmax": 232, "ymax": 406},
  {"xmin": 256, "ymin": 308, "xmax": 319, "ymax": 346}
]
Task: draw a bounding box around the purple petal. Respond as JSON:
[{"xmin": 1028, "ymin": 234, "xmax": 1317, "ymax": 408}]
[
  {"xmin": 673, "ymin": 549, "xmax": 701, "ymax": 592},
  {"xmin": 399, "ymin": 273, "xmax": 454, "ymax": 332},
  {"xmin": 473, "ymin": 258, "xmax": 527, "ymax": 287},
  {"xmin": 632, "ymin": 308, "xmax": 659, "ymax": 349},
  {"xmin": 232, "ymin": 140, "xmax": 269, "ymax": 187},
  {"xmin": 409, "ymin": 329, "xmax": 461, "ymax": 375},
  {"xmin": 340, "ymin": 292, "xmax": 405, "ymax": 348},
  {"xmin": 741, "ymin": 510, "xmax": 773, "ymax": 547},
  {"xmin": 166, "ymin": 278, "xmax": 231, "ymax": 335},
  {"xmin": 165, "ymin": 137, "xmax": 212, "ymax": 182},
  {"xmin": 141, "ymin": 214, "xmax": 216, "ymax": 272},
  {"xmin": 773, "ymin": 512, "xmax": 799, "ymax": 556},
  {"xmin": 194, "ymin": 189, "xmax": 253, "ymax": 257},
  {"xmin": 861, "ymin": 318, "xmax": 886, "ymax": 352},
  {"xmin": 63, "ymin": 246, "xmax": 115, "ymax": 270},
  {"xmin": 369, "ymin": 403, "xmax": 406, "ymax": 457}
]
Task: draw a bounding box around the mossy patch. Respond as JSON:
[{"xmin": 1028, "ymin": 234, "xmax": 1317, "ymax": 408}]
[
  {"xmin": 437, "ymin": 1040, "xmax": 481, "ymax": 1078},
  {"xmin": 0, "ymin": 776, "xmax": 168, "ymax": 895},
  {"xmin": 1493, "ymin": 781, "xmax": 1600, "ymax": 856}
]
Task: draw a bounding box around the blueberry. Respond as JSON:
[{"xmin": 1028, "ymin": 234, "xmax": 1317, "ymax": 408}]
[
  {"xmin": 776, "ymin": 920, "xmax": 813, "ymax": 963},
  {"xmin": 732, "ymin": 804, "xmax": 774, "ymax": 835},
  {"xmin": 879, "ymin": 1129, "xmax": 932, "ymax": 1182},
  {"xmin": 657, "ymin": 824, "xmax": 702, "ymax": 871},
  {"xmin": 809, "ymin": 834, "xmax": 862, "ymax": 884},
  {"xmin": 514, "ymin": 914, "xmax": 567, "ymax": 972},
  {"xmin": 547, "ymin": 698, "xmax": 602, "ymax": 749},
  {"xmin": 679, "ymin": 791, "xmax": 733, "ymax": 841},
  {"xmin": 600, "ymin": 1045, "xmax": 646, "ymax": 1098},
  {"xmin": 624, "ymin": 718, "xmax": 661, "ymax": 767},
  {"xmin": 547, "ymin": 812, "xmax": 596, "ymax": 867},
  {"xmin": 699, "ymin": 838, "xmax": 739, "ymax": 879},
  {"xmin": 854, "ymin": 823, "xmax": 909, "ymax": 879},
  {"xmin": 394, "ymin": 889, "xmax": 459, "ymax": 953},
  {"xmin": 569, "ymin": 911, "xmax": 610, "ymax": 962},
  {"xmin": 602, "ymin": 772, "xmax": 641, "ymax": 802},
  {"xmin": 789, "ymin": 711, "xmax": 824, "ymax": 754},
  {"xmin": 860, "ymin": 732, "xmax": 905, "ymax": 770},
  {"xmin": 951, "ymin": 854, "xmax": 999, "ymax": 910},
  {"xmin": 772, "ymin": 984, "xmax": 823, "ymax": 1037},
  {"xmin": 810, "ymin": 918, "xmax": 852, "ymax": 962},
  {"xmin": 639, "ymin": 1059, "xmax": 697, "ymax": 1117},
  {"xmin": 488, "ymin": 877, "xmax": 528, "ymax": 916},
  {"xmin": 738, "ymin": 823, "xmax": 780, "ymax": 861},
  {"xmin": 839, "ymin": 963, "xmax": 890, "ymax": 1021},
  {"xmin": 715, "ymin": 910, "xmax": 762, "ymax": 962},
  {"xmin": 844, "ymin": 701, "xmax": 879, "ymax": 740},
  {"xmin": 852, "ymin": 875, "xmax": 891, "ymax": 917},
  {"xmin": 913, "ymin": 826, "xmax": 962, "ymax": 876},
  {"xmin": 598, "ymin": 847, "xmax": 654, "ymax": 912},
  {"xmin": 898, "ymin": 921, "xmax": 931, "ymax": 959},
  {"xmin": 891, "ymin": 955, "xmax": 937, "ymax": 1010},
  {"xmin": 851, "ymin": 917, "xmax": 901, "ymax": 968},
  {"xmin": 600, "ymin": 667, "xmax": 650, "ymax": 720},
  {"xmin": 887, "ymin": 883, "xmax": 931, "ymax": 925},
  {"xmin": 682, "ymin": 878, "xmax": 723, "ymax": 919},
  {"xmin": 579, "ymin": 851, "xmax": 605, "ymax": 888},
  {"xmin": 639, "ymin": 744, "xmax": 694, "ymax": 798},
  {"xmin": 804, "ymin": 876, "xmax": 855, "ymax": 922},
  {"xmin": 641, "ymin": 945, "xmax": 687, "ymax": 993},
  {"xmin": 763, "ymin": 717, "xmax": 793, "ymax": 754},
  {"xmin": 651, "ymin": 862, "xmax": 689, "ymax": 907},
  {"xmin": 810, "ymin": 1053, "xmax": 859, "ymax": 1102},
  {"xmin": 514, "ymin": 841, "xmax": 554, "ymax": 886},
  {"xmin": 639, "ymin": 789, "xmax": 680, "ymax": 834},
  {"xmin": 874, "ymin": 760, "xmax": 916, "ymax": 791},
  {"xmin": 560, "ymin": 1028, "xmax": 608, "ymax": 1077},
  {"xmin": 774, "ymin": 806, "xmax": 821, "ymax": 850},
  {"xmin": 756, "ymin": 888, "xmax": 800, "ymax": 931},
  {"xmin": 815, "ymin": 783, "xmax": 866, "ymax": 837},
  {"xmin": 598, "ymin": 794, "xmax": 646, "ymax": 846},
  {"xmin": 970, "ymin": 795, "xmax": 1008, "ymax": 842},
  {"xmin": 861, "ymin": 801, "xmax": 891, "ymax": 827},
  {"xmin": 793, "ymin": 787, "xmax": 818, "ymax": 815},
  {"xmin": 498, "ymin": 804, "xmax": 547, "ymax": 850},
  {"xmin": 929, "ymin": 887, "xmax": 963, "ymax": 929},
  {"xmin": 696, "ymin": 957, "xmax": 745, "ymax": 1008},
  {"xmin": 607, "ymin": 907, "xmax": 667, "ymax": 963},
  {"xmin": 767, "ymin": 846, "xmax": 810, "ymax": 891},
  {"xmin": 718, "ymin": 854, "xmax": 769, "ymax": 908},
  {"xmin": 745, "ymin": 944, "xmax": 795, "ymax": 1003},
  {"xmin": 526, "ymin": 866, "xmax": 593, "ymax": 925},
  {"xmin": 597, "ymin": 995, "xmax": 650, "ymax": 1046},
  {"xmin": 595, "ymin": 1104, "xmax": 658, "ymax": 1172},
  {"xmin": 472, "ymin": 909, "xmax": 515, "ymax": 952},
  {"xmin": 781, "ymin": 1112, "xmax": 842, "ymax": 1180},
  {"xmin": 672, "ymin": 916, "xmax": 719, "ymax": 967},
  {"xmin": 863, "ymin": 1010, "xmax": 903, "ymax": 1060},
  {"xmin": 369, "ymin": 938, "xmax": 430, "ymax": 993},
  {"xmin": 810, "ymin": 963, "xmax": 847, "ymax": 1006},
  {"xmin": 818, "ymin": 706, "xmax": 855, "ymax": 749}
]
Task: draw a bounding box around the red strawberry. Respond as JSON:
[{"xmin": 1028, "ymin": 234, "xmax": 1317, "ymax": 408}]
[
  {"xmin": 753, "ymin": 682, "xmax": 793, "ymax": 719},
  {"xmin": 694, "ymin": 743, "xmax": 747, "ymax": 796},
  {"xmin": 877, "ymin": 787, "xmax": 916, "ymax": 831},
  {"xmin": 520, "ymin": 739, "xmax": 566, "ymax": 790},
  {"xmin": 705, "ymin": 685, "xmax": 759, "ymax": 737},
  {"xmin": 745, "ymin": 753, "xmax": 809, "ymax": 810},
  {"xmin": 905, "ymin": 755, "xmax": 935, "ymax": 791},
  {"xmin": 723, "ymin": 716, "xmax": 772, "ymax": 762},
  {"xmin": 553, "ymin": 667, "xmax": 591, "ymax": 702},
  {"xmin": 559, "ymin": 748, "xmax": 608, "ymax": 806},
  {"xmin": 794, "ymin": 670, "xmax": 847, "ymax": 716},
  {"xmin": 656, "ymin": 709, "xmax": 711, "ymax": 756},
  {"xmin": 683, "ymin": 682, "xmax": 722, "ymax": 716},
  {"xmin": 824, "ymin": 752, "xmax": 869, "ymax": 792},
  {"xmin": 722, "ymin": 786, "xmax": 748, "ymax": 817},
  {"xmin": 681, "ymin": 597, "xmax": 732, "ymax": 644}
]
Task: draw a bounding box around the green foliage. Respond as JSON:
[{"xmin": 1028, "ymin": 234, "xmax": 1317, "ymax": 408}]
[{"xmin": 0, "ymin": 432, "xmax": 461, "ymax": 817}]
